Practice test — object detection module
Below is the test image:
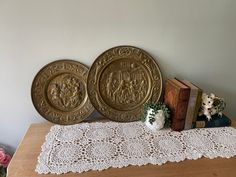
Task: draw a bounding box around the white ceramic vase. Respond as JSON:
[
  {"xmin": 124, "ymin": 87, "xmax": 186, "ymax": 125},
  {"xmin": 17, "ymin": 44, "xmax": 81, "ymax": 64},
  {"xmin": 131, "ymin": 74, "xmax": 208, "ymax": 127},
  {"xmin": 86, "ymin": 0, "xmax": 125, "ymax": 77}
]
[{"xmin": 145, "ymin": 108, "xmax": 165, "ymax": 131}]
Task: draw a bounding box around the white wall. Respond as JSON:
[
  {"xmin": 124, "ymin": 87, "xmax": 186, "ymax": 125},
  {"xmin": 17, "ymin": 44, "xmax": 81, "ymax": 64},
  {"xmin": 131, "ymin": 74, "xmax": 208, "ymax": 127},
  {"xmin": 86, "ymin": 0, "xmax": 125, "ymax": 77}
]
[{"xmin": 0, "ymin": 0, "xmax": 236, "ymax": 149}]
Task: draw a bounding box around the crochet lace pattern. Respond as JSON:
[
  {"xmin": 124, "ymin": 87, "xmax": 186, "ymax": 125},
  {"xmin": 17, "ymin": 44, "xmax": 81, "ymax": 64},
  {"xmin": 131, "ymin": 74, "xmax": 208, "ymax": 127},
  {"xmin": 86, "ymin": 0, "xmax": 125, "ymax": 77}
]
[{"xmin": 36, "ymin": 121, "xmax": 236, "ymax": 174}]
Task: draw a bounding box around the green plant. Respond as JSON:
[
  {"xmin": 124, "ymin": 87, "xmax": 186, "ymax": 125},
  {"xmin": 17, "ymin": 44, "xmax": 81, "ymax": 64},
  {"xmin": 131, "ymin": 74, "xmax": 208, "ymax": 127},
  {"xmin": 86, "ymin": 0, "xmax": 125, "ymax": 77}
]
[{"xmin": 0, "ymin": 166, "xmax": 6, "ymax": 177}]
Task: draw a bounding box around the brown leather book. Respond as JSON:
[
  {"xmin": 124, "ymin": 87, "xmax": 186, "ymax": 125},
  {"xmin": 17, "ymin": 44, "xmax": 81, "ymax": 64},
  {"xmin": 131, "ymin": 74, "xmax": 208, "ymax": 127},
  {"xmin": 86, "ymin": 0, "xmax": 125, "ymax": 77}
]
[
  {"xmin": 164, "ymin": 79, "xmax": 190, "ymax": 131},
  {"xmin": 179, "ymin": 80, "xmax": 203, "ymax": 130}
]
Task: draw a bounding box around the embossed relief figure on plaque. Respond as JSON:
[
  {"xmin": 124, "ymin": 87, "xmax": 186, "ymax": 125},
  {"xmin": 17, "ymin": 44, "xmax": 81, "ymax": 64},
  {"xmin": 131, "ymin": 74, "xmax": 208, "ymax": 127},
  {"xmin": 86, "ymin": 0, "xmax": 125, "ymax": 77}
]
[
  {"xmin": 100, "ymin": 60, "xmax": 149, "ymax": 111},
  {"xmin": 47, "ymin": 74, "xmax": 85, "ymax": 112},
  {"xmin": 31, "ymin": 60, "xmax": 94, "ymax": 125},
  {"xmin": 87, "ymin": 46, "xmax": 162, "ymax": 122}
]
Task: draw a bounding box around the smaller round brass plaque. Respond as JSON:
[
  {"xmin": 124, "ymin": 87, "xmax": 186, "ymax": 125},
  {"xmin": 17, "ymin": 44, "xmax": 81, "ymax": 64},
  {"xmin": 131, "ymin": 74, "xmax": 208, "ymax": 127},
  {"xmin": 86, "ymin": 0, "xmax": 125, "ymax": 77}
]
[
  {"xmin": 87, "ymin": 46, "xmax": 163, "ymax": 122},
  {"xmin": 31, "ymin": 60, "xmax": 94, "ymax": 125}
]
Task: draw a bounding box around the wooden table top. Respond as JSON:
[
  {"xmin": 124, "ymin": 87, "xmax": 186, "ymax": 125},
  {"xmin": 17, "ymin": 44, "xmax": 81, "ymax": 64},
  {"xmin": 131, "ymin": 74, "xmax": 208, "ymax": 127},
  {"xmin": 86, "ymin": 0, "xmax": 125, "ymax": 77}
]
[{"xmin": 7, "ymin": 120, "xmax": 236, "ymax": 177}]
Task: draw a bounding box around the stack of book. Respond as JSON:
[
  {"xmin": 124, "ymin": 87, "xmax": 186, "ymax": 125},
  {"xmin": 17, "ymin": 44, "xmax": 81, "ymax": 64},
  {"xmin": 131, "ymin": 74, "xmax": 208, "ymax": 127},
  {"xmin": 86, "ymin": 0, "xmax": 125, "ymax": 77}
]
[{"xmin": 164, "ymin": 78, "xmax": 231, "ymax": 131}]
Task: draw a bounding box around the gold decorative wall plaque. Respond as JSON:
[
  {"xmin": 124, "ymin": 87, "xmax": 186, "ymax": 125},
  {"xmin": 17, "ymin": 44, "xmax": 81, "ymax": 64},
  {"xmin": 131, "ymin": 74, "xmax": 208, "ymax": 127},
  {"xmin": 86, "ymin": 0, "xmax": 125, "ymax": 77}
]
[
  {"xmin": 87, "ymin": 46, "xmax": 163, "ymax": 122},
  {"xmin": 31, "ymin": 60, "xmax": 94, "ymax": 125}
]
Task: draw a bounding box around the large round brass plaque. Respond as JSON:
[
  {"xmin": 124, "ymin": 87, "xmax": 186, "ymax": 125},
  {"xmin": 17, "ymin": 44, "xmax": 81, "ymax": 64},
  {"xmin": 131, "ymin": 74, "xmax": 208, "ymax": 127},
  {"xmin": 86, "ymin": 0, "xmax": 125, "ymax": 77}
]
[
  {"xmin": 87, "ymin": 46, "xmax": 163, "ymax": 122},
  {"xmin": 31, "ymin": 60, "xmax": 94, "ymax": 125}
]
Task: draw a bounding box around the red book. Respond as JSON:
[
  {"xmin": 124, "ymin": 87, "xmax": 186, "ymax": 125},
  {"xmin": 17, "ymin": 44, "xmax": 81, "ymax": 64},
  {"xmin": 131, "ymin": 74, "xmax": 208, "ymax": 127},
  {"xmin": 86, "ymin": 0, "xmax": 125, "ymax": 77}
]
[{"xmin": 164, "ymin": 79, "xmax": 190, "ymax": 131}]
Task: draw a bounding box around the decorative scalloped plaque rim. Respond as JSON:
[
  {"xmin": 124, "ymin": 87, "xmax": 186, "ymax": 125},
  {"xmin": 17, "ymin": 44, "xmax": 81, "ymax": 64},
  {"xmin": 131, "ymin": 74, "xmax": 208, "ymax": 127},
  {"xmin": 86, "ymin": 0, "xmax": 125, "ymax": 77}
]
[
  {"xmin": 31, "ymin": 60, "xmax": 94, "ymax": 125},
  {"xmin": 87, "ymin": 46, "xmax": 163, "ymax": 122}
]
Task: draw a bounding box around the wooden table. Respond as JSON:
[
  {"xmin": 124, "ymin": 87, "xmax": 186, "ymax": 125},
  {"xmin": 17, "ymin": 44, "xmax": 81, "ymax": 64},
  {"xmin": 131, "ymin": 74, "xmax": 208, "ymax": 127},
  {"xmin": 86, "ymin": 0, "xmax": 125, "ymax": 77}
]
[{"xmin": 7, "ymin": 121, "xmax": 236, "ymax": 177}]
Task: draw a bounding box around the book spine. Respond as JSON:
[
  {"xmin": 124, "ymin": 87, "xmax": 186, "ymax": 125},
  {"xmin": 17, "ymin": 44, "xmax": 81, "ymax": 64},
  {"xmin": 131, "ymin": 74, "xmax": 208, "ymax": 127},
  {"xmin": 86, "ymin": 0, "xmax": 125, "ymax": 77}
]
[
  {"xmin": 184, "ymin": 88, "xmax": 198, "ymax": 130},
  {"xmin": 164, "ymin": 79, "xmax": 190, "ymax": 131},
  {"xmin": 171, "ymin": 119, "xmax": 185, "ymax": 131},
  {"xmin": 192, "ymin": 89, "xmax": 203, "ymax": 124},
  {"xmin": 192, "ymin": 117, "xmax": 231, "ymax": 128},
  {"xmin": 173, "ymin": 88, "xmax": 190, "ymax": 130}
]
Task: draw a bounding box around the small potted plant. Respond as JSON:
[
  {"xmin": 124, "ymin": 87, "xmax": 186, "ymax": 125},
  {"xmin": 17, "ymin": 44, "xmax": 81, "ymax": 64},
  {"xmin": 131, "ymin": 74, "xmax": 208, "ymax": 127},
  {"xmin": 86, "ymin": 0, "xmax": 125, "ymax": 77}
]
[
  {"xmin": 0, "ymin": 146, "xmax": 11, "ymax": 177},
  {"xmin": 141, "ymin": 102, "xmax": 170, "ymax": 131}
]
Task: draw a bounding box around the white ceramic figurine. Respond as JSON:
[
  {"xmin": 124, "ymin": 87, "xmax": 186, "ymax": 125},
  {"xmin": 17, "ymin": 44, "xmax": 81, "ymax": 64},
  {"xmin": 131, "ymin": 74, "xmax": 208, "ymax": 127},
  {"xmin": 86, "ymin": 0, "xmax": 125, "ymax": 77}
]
[{"xmin": 199, "ymin": 93, "xmax": 226, "ymax": 121}]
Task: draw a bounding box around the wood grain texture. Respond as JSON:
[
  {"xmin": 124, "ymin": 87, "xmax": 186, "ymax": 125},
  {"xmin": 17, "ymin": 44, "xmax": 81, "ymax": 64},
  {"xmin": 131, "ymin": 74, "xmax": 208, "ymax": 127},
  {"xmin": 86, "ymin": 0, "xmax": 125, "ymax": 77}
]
[{"xmin": 7, "ymin": 120, "xmax": 236, "ymax": 177}]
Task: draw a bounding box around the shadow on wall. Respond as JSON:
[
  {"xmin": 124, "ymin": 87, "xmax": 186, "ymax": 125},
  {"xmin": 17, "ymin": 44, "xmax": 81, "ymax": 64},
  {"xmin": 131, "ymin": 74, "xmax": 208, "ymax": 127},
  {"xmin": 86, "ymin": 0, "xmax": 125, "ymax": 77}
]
[{"xmin": 85, "ymin": 110, "xmax": 104, "ymax": 121}]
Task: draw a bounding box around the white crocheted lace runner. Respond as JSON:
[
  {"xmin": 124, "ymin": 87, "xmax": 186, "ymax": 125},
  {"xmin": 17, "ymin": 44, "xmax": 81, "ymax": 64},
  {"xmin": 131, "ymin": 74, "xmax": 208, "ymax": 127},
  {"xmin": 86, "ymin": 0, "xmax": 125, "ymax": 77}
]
[{"xmin": 36, "ymin": 121, "xmax": 236, "ymax": 174}]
